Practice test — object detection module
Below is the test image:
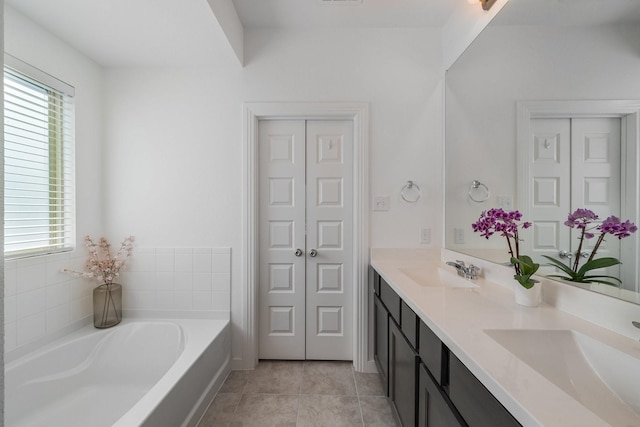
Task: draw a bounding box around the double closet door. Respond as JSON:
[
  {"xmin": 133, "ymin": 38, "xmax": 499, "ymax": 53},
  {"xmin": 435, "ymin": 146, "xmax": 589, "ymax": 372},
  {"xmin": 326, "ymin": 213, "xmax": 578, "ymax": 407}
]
[
  {"xmin": 258, "ymin": 120, "xmax": 353, "ymax": 360},
  {"xmin": 526, "ymin": 117, "xmax": 621, "ymax": 273}
]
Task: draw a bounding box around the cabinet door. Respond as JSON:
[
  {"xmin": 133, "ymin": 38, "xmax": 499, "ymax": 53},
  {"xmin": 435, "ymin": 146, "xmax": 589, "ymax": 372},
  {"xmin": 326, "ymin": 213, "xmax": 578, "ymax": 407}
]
[
  {"xmin": 374, "ymin": 294, "xmax": 389, "ymax": 395},
  {"xmin": 370, "ymin": 265, "xmax": 380, "ymax": 296},
  {"xmin": 449, "ymin": 353, "xmax": 521, "ymax": 427},
  {"xmin": 380, "ymin": 276, "xmax": 401, "ymax": 324},
  {"xmin": 401, "ymin": 300, "xmax": 418, "ymax": 350},
  {"xmin": 419, "ymin": 321, "xmax": 444, "ymax": 385},
  {"xmin": 389, "ymin": 320, "xmax": 417, "ymax": 427},
  {"xmin": 418, "ymin": 363, "xmax": 465, "ymax": 427}
]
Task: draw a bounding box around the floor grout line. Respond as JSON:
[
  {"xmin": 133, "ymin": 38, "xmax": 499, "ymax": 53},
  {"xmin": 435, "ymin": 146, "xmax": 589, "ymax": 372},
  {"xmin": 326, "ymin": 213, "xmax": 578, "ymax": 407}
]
[{"xmin": 198, "ymin": 360, "xmax": 395, "ymax": 426}]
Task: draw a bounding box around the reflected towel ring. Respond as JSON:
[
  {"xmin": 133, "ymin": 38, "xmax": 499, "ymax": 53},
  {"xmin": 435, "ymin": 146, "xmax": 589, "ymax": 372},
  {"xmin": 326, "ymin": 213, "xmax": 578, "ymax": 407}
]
[
  {"xmin": 401, "ymin": 180, "xmax": 421, "ymax": 203},
  {"xmin": 468, "ymin": 180, "xmax": 490, "ymax": 203}
]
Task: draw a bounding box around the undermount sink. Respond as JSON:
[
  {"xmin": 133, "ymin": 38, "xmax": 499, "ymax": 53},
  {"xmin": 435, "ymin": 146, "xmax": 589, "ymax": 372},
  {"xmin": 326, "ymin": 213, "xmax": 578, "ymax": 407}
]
[
  {"xmin": 485, "ymin": 329, "xmax": 640, "ymax": 426},
  {"xmin": 399, "ymin": 267, "xmax": 479, "ymax": 289}
]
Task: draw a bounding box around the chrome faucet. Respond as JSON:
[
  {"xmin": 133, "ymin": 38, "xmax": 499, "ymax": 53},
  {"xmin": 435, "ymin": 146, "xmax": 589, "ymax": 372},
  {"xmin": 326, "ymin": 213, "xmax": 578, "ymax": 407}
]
[
  {"xmin": 446, "ymin": 260, "xmax": 480, "ymax": 280},
  {"xmin": 633, "ymin": 321, "xmax": 640, "ymax": 340}
]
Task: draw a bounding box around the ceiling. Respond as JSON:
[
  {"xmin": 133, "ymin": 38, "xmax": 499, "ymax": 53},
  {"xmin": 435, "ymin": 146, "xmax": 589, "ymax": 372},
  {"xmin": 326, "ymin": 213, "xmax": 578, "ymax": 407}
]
[
  {"xmin": 6, "ymin": 0, "xmax": 639, "ymax": 68},
  {"xmin": 231, "ymin": 0, "xmax": 460, "ymax": 29},
  {"xmin": 5, "ymin": 0, "xmax": 462, "ymax": 68},
  {"xmin": 4, "ymin": 0, "xmax": 237, "ymax": 68}
]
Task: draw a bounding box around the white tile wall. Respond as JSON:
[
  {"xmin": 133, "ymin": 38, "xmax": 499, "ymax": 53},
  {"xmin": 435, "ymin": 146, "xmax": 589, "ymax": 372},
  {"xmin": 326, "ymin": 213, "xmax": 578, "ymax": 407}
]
[
  {"xmin": 4, "ymin": 251, "xmax": 92, "ymax": 354},
  {"xmin": 120, "ymin": 247, "xmax": 231, "ymax": 316},
  {"xmin": 4, "ymin": 247, "xmax": 231, "ymax": 356}
]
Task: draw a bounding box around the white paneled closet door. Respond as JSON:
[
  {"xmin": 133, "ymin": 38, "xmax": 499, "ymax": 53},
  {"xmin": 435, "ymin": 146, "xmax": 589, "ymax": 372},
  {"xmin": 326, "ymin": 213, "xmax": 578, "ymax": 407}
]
[
  {"xmin": 571, "ymin": 118, "xmax": 621, "ymax": 271},
  {"xmin": 258, "ymin": 119, "xmax": 353, "ymax": 361},
  {"xmin": 259, "ymin": 120, "xmax": 307, "ymax": 359},
  {"xmin": 305, "ymin": 120, "xmax": 353, "ymax": 360},
  {"xmin": 525, "ymin": 118, "xmax": 621, "ymax": 274},
  {"xmin": 526, "ymin": 118, "xmax": 572, "ymax": 263}
]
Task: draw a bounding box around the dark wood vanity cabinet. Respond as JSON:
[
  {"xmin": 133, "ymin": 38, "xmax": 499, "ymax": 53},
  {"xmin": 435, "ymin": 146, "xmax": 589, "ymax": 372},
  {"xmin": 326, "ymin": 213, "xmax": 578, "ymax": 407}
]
[
  {"xmin": 419, "ymin": 319, "xmax": 445, "ymax": 385},
  {"xmin": 371, "ymin": 267, "xmax": 389, "ymax": 394},
  {"xmin": 380, "ymin": 275, "xmax": 401, "ymax": 324},
  {"xmin": 373, "ymin": 294, "xmax": 389, "ymax": 394},
  {"xmin": 370, "ymin": 266, "xmax": 521, "ymax": 427},
  {"xmin": 448, "ymin": 353, "xmax": 520, "ymax": 427},
  {"xmin": 389, "ymin": 319, "xmax": 418, "ymax": 427},
  {"xmin": 418, "ymin": 363, "xmax": 464, "ymax": 427}
]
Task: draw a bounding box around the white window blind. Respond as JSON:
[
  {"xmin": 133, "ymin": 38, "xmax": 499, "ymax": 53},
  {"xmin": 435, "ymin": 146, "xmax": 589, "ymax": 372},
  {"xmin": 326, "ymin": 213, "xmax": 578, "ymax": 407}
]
[{"xmin": 4, "ymin": 55, "xmax": 75, "ymax": 258}]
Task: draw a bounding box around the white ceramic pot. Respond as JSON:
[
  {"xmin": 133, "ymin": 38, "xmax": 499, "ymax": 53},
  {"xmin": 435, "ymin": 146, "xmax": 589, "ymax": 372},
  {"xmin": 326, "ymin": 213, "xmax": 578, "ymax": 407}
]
[{"xmin": 514, "ymin": 281, "xmax": 542, "ymax": 307}]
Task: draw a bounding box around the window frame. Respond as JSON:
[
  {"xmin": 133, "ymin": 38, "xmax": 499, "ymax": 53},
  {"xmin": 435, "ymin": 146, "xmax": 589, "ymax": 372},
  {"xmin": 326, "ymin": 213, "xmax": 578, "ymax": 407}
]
[{"xmin": 3, "ymin": 54, "xmax": 76, "ymax": 259}]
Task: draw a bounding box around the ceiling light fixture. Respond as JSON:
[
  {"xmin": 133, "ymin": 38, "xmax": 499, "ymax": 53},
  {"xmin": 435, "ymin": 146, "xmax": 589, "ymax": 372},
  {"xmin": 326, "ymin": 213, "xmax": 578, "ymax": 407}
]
[{"xmin": 480, "ymin": 0, "xmax": 497, "ymax": 11}]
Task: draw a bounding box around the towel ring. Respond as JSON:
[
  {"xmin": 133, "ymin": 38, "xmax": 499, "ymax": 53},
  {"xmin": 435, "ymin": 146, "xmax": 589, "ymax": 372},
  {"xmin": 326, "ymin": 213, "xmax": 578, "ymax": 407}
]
[
  {"xmin": 468, "ymin": 180, "xmax": 490, "ymax": 203},
  {"xmin": 401, "ymin": 180, "xmax": 421, "ymax": 203}
]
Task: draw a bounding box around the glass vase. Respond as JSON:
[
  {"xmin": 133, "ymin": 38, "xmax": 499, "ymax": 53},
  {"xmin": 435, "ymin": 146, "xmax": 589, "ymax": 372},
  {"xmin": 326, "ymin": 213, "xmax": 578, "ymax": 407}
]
[{"xmin": 93, "ymin": 283, "xmax": 122, "ymax": 328}]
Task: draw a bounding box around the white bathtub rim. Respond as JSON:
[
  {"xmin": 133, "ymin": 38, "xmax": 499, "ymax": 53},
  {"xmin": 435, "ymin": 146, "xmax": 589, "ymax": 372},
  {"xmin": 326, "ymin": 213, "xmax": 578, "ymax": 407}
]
[
  {"xmin": 111, "ymin": 318, "xmax": 229, "ymax": 427},
  {"xmin": 5, "ymin": 309, "xmax": 229, "ymax": 364},
  {"xmin": 6, "ymin": 317, "xmax": 229, "ymax": 427}
]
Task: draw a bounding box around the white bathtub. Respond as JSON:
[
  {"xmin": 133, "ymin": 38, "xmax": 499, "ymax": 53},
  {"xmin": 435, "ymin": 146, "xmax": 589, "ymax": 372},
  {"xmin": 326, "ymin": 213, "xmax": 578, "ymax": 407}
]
[{"xmin": 5, "ymin": 318, "xmax": 230, "ymax": 427}]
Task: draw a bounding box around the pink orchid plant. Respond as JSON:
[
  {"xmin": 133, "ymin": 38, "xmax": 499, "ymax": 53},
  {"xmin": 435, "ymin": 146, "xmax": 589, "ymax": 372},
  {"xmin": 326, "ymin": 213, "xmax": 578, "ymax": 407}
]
[
  {"xmin": 63, "ymin": 235, "xmax": 134, "ymax": 287},
  {"xmin": 472, "ymin": 208, "xmax": 539, "ymax": 289},
  {"xmin": 543, "ymin": 209, "xmax": 637, "ymax": 286}
]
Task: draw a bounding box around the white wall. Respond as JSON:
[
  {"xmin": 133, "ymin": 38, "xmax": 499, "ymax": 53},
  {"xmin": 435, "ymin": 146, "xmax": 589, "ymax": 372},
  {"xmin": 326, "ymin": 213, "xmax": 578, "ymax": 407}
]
[
  {"xmin": 3, "ymin": 6, "xmax": 105, "ymax": 354},
  {"xmin": 3, "ymin": 9, "xmax": 234, "ymax": 359},
  {"xmin": 103, "ymin": 27, "xmax": 444, "ymax": 367},
  {"xmin": 445, "ymin": 23, "xmax": 640, "ymax": 251}
]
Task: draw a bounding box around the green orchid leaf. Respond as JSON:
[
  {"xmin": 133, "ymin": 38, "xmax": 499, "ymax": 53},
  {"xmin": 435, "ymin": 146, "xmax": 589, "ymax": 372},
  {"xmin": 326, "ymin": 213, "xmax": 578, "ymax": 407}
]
[
  {"xmin": 511, "ymin": 255, "xmax": 540, "ymax": 275},
  {"xmin": 546, "ymin": 274, "xmax": 575, "ymax": 282},
  {"xmin": 580, "ymin": 278, "xmax": 621, "ymax": 287},
  {"xmin": 581, "ymin": 274, "xmax": 622, "ymax": 284},
  {"xmin": 541, "ymin": 256, "xmax": 576, "ymax": 277},
  {"xmin": 513, "ymin": 274, "xmax": 538, "ymax": 289},
  {"xmin": 511, "ymin": 255, "xmax": 540, "ymax": 290},
  {"xmin": 576, "ymin": 257, "xmax": 622, "ymax": 276}
]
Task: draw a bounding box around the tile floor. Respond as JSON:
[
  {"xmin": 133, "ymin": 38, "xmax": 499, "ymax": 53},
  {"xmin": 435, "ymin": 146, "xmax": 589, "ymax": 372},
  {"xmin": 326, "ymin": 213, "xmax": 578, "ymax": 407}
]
[{"xmin": 197, "ymin": 360, "xmax": 399, "ymax": 426}]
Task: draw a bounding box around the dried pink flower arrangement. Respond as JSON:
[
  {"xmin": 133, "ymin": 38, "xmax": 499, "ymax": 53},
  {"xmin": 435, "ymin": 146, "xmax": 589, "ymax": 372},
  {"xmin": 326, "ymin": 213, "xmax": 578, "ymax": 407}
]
[{"xmin": 62, "ymin": 235, "xmax": 134, "ymax": 286}]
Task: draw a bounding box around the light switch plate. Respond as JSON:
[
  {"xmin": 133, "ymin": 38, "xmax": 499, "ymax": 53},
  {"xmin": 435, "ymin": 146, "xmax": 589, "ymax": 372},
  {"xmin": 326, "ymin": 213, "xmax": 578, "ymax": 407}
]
[
  {"xmin": 373, "ymin": 195, "xmax": 390, "ymax": 211},
  {"xmin": 497, "ymin": 195, "xmax": 514, "ymax": 210},
  {"xmin": 420, "ymin": 228, "xmax": 431, "ymax": 244},
  {"xmin": 454, "ymin": 228, "xmax": 465, "ymax": 244}
]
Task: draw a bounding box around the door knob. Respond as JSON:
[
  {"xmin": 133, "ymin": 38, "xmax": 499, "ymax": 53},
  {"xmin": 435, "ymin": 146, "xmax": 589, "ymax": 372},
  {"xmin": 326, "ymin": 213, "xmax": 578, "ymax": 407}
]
[
  {"xmin": 558, "ymin": 250, "xmax": 573, "ymax": 259},
  {"xmin": 309, "ymin": 249, "xmax": 318, "ymax": 257},
  {"xmin": 295, "ymin": 249, "xmax": 304, "ymax": 257}
]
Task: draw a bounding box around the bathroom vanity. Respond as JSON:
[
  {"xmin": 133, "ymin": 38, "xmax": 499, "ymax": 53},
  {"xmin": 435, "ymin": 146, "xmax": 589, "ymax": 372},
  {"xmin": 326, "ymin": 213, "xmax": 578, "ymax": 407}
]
[
  {"xmin": 372, "ymin": 265, "xmax": 518, "ymax": 427},
  {"xmin": 370, "ymin": 248, "xmax": 640, "ymax": 427}
]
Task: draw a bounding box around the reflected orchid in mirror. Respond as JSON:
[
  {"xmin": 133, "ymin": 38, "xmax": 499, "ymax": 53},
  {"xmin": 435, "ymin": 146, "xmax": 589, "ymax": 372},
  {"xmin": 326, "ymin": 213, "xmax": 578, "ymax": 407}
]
[
  {"xmin": 472, "ymin": 208, "xmax": 539, "ymax": 289},
  {"xmin": 543, "ymin": 209, "xmax": 637, "ymax": 287}
]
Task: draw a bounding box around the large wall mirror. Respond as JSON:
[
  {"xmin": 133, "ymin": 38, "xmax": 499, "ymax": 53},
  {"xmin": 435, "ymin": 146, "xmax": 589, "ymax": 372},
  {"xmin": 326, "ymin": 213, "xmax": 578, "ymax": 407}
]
[{"xmin": 445, "ymin": 0, "xmax": 640, "ymax": 304}]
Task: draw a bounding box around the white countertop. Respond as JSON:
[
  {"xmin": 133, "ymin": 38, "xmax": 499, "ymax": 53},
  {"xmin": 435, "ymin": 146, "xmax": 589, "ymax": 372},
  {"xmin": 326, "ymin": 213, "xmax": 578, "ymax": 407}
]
[{"xmin": 371, "ymin": 248, "xmax": 640, "ymax": 427}]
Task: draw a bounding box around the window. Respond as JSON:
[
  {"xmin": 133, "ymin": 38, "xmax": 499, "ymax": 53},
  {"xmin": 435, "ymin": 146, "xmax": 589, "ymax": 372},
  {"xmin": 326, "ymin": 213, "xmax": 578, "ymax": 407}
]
[{"xmin": 4, "ymin": 55, "xmax": 75, "ymax": 258}]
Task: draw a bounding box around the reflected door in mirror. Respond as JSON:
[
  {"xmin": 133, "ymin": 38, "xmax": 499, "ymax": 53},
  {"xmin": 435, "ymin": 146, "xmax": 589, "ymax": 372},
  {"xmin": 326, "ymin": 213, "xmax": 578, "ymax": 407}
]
[{"xmin": 523, "ymin": 117, "xmax": 622, "ymax": 279}]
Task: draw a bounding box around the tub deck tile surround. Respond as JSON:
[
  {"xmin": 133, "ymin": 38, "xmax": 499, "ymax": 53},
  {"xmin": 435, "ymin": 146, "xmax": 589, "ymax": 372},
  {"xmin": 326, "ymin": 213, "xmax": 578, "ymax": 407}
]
[
  {"xmin": 5, "ymin": 246, "xmax": 231, "ymax": 357},
  {"xmin": 198, "ymin": 360, "xmax": 398, "ymax": 427}
]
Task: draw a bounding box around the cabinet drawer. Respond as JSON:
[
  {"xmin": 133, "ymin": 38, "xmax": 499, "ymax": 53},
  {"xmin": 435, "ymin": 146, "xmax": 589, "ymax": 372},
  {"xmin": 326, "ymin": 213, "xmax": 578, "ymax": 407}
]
[
  {"xmin": 418, "ymin": 363, "xmax": 465, "ymax": 427},
  {"xmin": 449, "ymin": 352, "xmax": 521, "ymax": 427},
  {"xmin": 401, "ymin": 300, "xmax": 419, "ymax": 350},
  {"xmin": 419, "ymin": 320, "xmax": 444, "ymax": 384},
  {"xmin": 370, "ymin": 266, "xmax": 380, "ymax": 296},
  {"xmin": 380, "ymin": 277, "xmax": 401, "ymax": 324}
]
